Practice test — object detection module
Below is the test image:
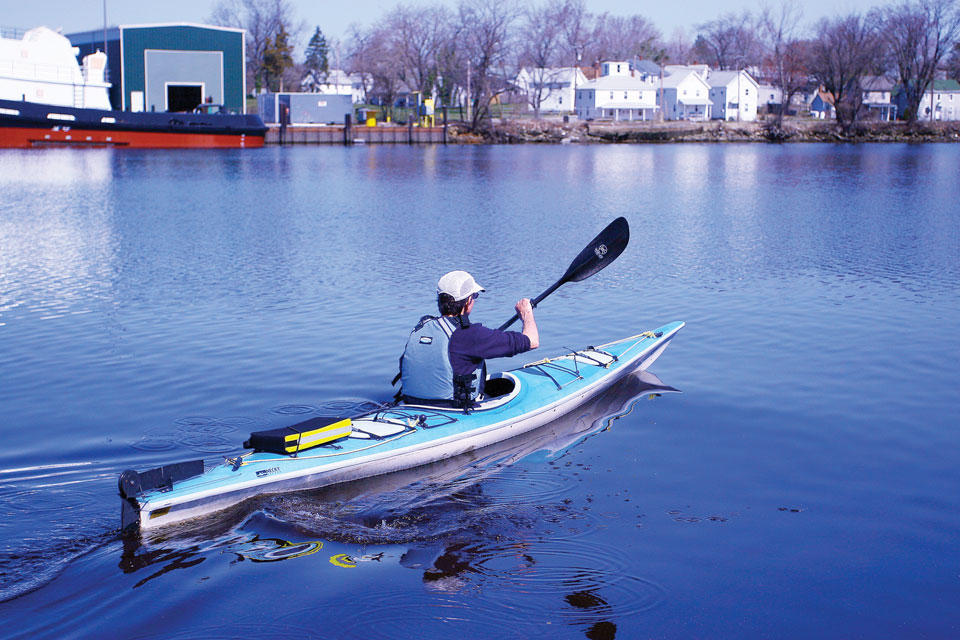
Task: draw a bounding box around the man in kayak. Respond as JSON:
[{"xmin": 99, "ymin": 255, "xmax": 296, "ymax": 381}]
[{"xmin": 399, "ymin": 270, "xmax": 539, "ymax": 408}]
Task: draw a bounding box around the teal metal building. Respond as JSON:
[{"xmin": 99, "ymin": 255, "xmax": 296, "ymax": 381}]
[{"xmin": 68, "ymin": 23, "xmax": 246, "ymax": 114}]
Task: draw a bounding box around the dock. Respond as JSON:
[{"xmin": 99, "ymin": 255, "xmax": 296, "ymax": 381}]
[{"xmin": 266, "ymin": 123, "xmax": 449, "ymax": 145}]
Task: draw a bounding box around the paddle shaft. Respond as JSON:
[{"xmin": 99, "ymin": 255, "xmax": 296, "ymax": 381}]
[
  {"xmin": 496, "ymin": 216, "xmax": 630, "ymax": 332},
  {"xmin": 497, "ymin": 280, "xmax": 562, "ymax": 331}
]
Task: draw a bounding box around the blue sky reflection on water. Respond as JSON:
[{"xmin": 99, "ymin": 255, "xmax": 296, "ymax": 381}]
[{"xmin": 0, "ymin": 143, "xmax": 958, "ymax": 638}]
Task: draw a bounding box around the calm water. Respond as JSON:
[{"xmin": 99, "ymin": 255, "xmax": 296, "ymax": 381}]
[{"xmin": 0, "ymin": 143, "xmax": 958, "ymax": 638}]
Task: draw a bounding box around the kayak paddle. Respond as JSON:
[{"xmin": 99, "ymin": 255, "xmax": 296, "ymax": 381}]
[{"xmin": 498, "ymin": 216, "xmax": 630, "ymax": 331}]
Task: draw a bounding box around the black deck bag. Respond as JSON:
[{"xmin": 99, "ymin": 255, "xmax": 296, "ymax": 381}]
[{"xmin": 243, "ymin": 415, "xmax": 352, "ymax": 454}]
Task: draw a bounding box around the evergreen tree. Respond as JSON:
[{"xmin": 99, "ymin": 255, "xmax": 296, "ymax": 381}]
[
  {"xmin": 263, "ymin": 25, "xmax": 294, "ymax": 91},
  {"xmin": 305, "ymin": 26, "xmax": 331, "ymax": 89}
]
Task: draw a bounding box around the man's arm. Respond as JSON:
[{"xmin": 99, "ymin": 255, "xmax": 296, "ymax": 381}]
[{"xmin": 516, "ymin": 298, "xmax": 539, "ymax": 349}]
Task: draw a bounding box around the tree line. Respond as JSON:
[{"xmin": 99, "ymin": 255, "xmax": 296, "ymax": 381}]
[{"xmin": 210, "ymin": 0, "xmax": 960, "ymax": 130}]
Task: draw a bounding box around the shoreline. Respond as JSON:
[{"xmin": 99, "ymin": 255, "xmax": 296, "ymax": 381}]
[
  {"xmin": 264, "ymin": 119, "xmax": 960, "ymax": 145},
  {"xmin": 456, "ymin": 119, "xmax": 960, "ymax": 144}
]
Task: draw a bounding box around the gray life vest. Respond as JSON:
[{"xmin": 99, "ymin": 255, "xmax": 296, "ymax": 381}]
[{"xmin": 400, "ymin": 315, "xmax": 481, "ymax": 404}]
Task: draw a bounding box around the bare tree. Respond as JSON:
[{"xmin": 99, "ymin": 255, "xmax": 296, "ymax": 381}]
[
  {"xmin": 518, "ymin": 0, "xmax": 568, "ymax": 118},
  {"xmin": 759, "ymin": 0, "xmax": 807, "ymax": 125},
  {"xmin": 809, "ymin": 13, "xmax": 882, "ymax": 131},
  {"xmin": 458, "ymin": 0, "xmax": 518, "ymax": 129},
  {"xmin": 561, "ymin": 0, "xmax": 591, "ymax": 68},
  {"xmin": 434, "ymin": 24, "xmax": 467, "ymax": 115},
  {"xmin": 386, "ymin": 4, "xmax": 453, "ymax": 97},
  {"xmin": 346, "ymin": 22, "xmax": 402, "ymax": 120},
  {"xmin": 209, "ymin": 0, "xmax": 302, "ymax": 93},
  {"xmin": 693, "ymin": 11, "xmax": 763, "ymax": 70},
  {"xmin": 949, "ymin": 41, "xmax": 960, "ymax": 80},
  {"xmin": 588, "ymin": 13, "xmax": 663, "ymax": 62},
  {"xmin": 664, "ymin": 27, "xmax": 694, "ymax": 64},
  {"xmin": 879, "ymin": 0, "xmax": 960, "ymax": 122}
]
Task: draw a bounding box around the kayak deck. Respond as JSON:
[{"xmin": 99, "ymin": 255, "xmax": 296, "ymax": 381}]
[{"xmin": 122, "ymin": 321, "xmax": 684, "ymax": 530}]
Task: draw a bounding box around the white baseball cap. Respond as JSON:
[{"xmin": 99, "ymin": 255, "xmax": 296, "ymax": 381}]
[{"xmin": 437, "ymin": 270, "xmax": 485, "ymax": 301}]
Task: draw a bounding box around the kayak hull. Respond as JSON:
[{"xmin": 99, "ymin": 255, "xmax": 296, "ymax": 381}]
[{"xmin": 125, "ymin": 321, "xmax": 684, "ymax": 530}]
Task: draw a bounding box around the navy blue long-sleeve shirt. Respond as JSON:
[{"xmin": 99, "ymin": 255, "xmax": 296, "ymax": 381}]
[{"xmin": 447, "ymin": 317, "xmax": 532, "ymax": 376}]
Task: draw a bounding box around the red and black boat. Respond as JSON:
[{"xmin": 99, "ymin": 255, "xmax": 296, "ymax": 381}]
[{"xmin": 0, "ymin": 98, "xmax": 266, "ymax": 149}]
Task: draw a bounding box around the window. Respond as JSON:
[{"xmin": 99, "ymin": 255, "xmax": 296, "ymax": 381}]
[
  {"xmin": 559, "ymin": 96, "xmax": 562, "ymax": 104},
  {"xmin": 617, "ymin": 64, "xmax": 621, "ymax": 73},
  {"xmin": 745, "ymin": 88, "xmax": 749, "ymax": 95},
  {"xmin": 610, "ymin": 91, "xmax": 614, "ymax": 100},
  {"xmin": 624, "ymin": 91, "xmax": 628, "ymax": 99}
]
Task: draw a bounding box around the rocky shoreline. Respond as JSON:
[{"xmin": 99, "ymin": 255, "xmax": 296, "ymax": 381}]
[{"xmin": 451, "ymin": 119, "xmax": 960, "ymax": 144}]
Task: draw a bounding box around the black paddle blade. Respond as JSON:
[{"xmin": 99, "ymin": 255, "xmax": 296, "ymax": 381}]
[{"xmin": 561, "ymin": 216, "xmax": 630, "ymax": 283}]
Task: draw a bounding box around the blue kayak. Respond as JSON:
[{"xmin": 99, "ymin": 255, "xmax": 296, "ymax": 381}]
[{"xmin": 120, "ymin": 321, "xmax": 684, "ymax": 531}]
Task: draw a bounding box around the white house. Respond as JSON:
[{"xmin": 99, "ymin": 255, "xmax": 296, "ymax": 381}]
[
  {"xmin": 300, "ymin": 69, "xmax": 370, "ymax": 104},
  {"xmin": 861, "ymin": 76, "xmax": 897, "ymax": 121},
  {"xmin": 515, "ymin": 67, "xmax": 588, "ymax": 114},
  {"xmin": 574, "ymin": 60, "xmax": 658, "ymax": 121},
  {"xmin": 707, "ymin": 70, "xmax": 759, "ymax": 121},
  {"xmin": 899, "ymin": 78, "xmax": 960, "ymax": 121},
  {"xmin": 661, "ymin": 68, "xmax": 712, "ymax": 121}
]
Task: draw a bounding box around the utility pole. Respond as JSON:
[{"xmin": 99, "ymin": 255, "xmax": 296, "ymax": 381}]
[
  {"xmin": 659, "ymin": 65, "xmax": 664, "ymax": 122},
  {"xmin": 466, "ymin": 59, "xmax": 472, "ymax": 124},
  {"xmin": 573, "ymin": 45, "xmax": 582, "ymax": 119}
]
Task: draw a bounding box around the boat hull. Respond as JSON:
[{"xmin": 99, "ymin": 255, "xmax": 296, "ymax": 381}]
[
  {"xmin": 125, "ymin": 322, "xmax": 684, "ymax": 530},
  {"xmin": 0, "ymin": 99, "xmax": 266, "ymax": 149},
  {"xmin": 0, "ymin": 125, "xmax": 263, "ymax": 148}
]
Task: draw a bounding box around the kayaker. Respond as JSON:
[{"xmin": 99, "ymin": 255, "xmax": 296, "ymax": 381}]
[{"xmin": 399, "ymin": 270, "xmax": 539, "ymax": 408}]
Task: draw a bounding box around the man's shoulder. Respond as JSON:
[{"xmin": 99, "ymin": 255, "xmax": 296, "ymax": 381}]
[{"xmin": 451, "ymin": 321, "xmax": 496, "ymax": 341}]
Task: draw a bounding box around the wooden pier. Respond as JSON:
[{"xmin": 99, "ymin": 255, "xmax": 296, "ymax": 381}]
[{"xmin": 267, "ymin": 122, "xmax": 449, "ymax": 145}]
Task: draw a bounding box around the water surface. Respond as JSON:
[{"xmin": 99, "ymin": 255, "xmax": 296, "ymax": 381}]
[{"xmin": 0, "ymin": 143, "xmax": 958, "ymax": 638}]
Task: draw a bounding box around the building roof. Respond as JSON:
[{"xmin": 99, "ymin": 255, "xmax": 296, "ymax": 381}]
[
  {"xmin": 932, "ymin": 78, "xmax": 960, "ymax": 91},
  {"xmin": 662, "ymin": 69, "xmax": 709, "ymax": 90},
  {"xmin": 707, "ymin": 70, "xmax": 759, "ymax": 89},
  {"xmin": 813, "ymin": 89, "xmax": 835, "ymax": 107},
  {"xmin": 632, "ymin": 59, "xmax": 662, "ymax": 76},
  {"xmin": 518, "ymin": 67, "xmax": 585, "ymax": 85},
  {"xmin": 664, "ymin": 64, "xmax": 709, "ymax": 78},
  {"xmin": 862, "ymin": 75, "xmax": 895, "ymax": 91},
  {"xmin": 579, "ymin": 74, "xmax": 657, "ymax": 91}
]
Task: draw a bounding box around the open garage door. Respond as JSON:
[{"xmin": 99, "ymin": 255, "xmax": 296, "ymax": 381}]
[{"xmin": 166, "ymin": 84, "xmax": 202, "ymax": 112}]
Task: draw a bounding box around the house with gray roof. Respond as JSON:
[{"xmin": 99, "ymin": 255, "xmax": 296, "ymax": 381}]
[
  {"xmin": 707, "ymin": 70, "xmax": 759, "ymax": 121},
  {"xmin": 515, "ymin": 67, "xmax": 588, "ymax": 114},
  {"xmin": 861, "ymin": 76, "xmax": 897, "ymax": 121},
  {"xmin": 661, "ymin": 68, "xmax": 712, "ymax": 121},
  {"xmin": 574, "ymin": 61, "xmax": 658, "ymax": 121}
]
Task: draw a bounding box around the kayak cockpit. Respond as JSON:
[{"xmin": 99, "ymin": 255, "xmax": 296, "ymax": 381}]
[{"xmin": 398, "ymin": 372, "xmax": 521, "ymax": 413}]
